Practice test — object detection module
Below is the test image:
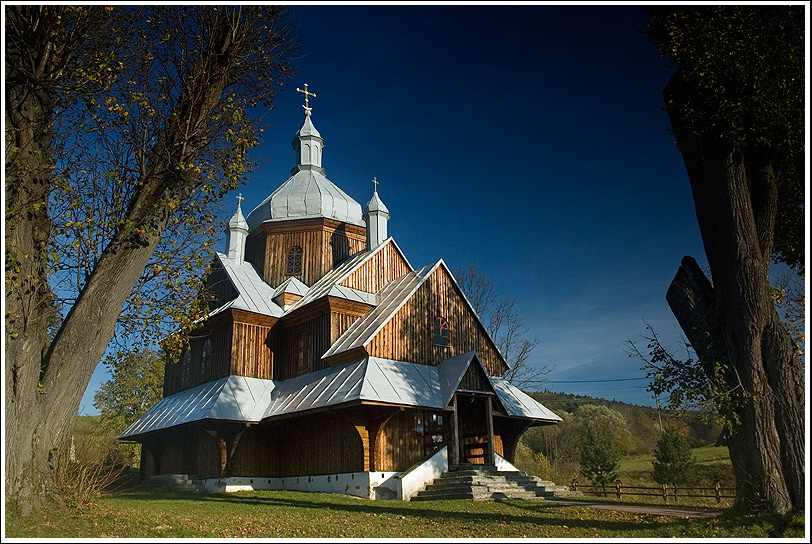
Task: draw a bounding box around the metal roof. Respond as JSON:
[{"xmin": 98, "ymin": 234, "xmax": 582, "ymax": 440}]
[
  {"xmin": 322, "ymin": 261, "xmax": 438, "ymax": 360},
  {"xmin": 120, "ymin": 353, "xmax": 561, "ymax": 439},
  {"xmin": 272, "ymin": 275, "xmax": 309, "ymax": 299},
  {"xmin": 209, "ymin": 253, "xmax": 283, "ymax": 318},
  {"xmin": 118, "ymin": 376, "xmax": 276, "ymax": 439}
]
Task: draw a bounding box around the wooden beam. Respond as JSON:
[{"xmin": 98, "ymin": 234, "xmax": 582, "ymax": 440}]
[
  {"xmin": 451, "ymin": 393, "xmax": 460, "ymax": 467},
  {"xmin": 485, "ymin": 396, "xmax": 495, "ymax": 465}
]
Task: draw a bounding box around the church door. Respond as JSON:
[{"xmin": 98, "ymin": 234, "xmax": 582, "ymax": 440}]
[{"xmin": 455, "ymin": 393, "xmax": 494, "ymax": 465}]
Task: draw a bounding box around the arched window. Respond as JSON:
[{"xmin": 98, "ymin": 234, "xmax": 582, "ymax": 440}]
[
  {"xmin": 201, "ymin": 338, "xmax": 212, "ymax": 381},
  {"xmin": 180, "ymin": 349, "xmax": 191, "ymax": 388},
  {"xmin": 434, "ymin": 316, "xmax": 450, "ymax": 347},
  {"xmin": 296, "ymin": 328, "xmax": 311, "ymax": 377},
  {"xmin": 286, "ymin": 246, "xmax": 303, "ymax": 276}
]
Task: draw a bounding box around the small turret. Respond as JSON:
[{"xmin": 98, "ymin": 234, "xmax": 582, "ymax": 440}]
[
  {"xmin": 227, "ymin": 195, "xmax": 249, "ymax": 264},
  {"xmin": 363, "ymin": 177, "xmax": 390, "ymax": 250}
]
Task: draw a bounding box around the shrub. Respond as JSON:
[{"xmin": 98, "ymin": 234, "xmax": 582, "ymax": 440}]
[{"xmin": 580, "ymin": 426, "xmax": 619, "ymax": 492}]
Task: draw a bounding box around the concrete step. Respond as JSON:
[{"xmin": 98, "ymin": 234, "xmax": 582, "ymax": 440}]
[{"xmin": 411, "ymin": 467, "xmax": 576, "ymax": 501}]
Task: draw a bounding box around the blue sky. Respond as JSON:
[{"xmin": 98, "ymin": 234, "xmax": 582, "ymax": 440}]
[{"xmin": 80, "ymin": 3, "xmax": 733, "ymax": 413}]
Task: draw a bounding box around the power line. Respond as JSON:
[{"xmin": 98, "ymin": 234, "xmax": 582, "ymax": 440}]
[{"xmin": 529, "ymin": 377, "xmax": 650, "ymax": 384}]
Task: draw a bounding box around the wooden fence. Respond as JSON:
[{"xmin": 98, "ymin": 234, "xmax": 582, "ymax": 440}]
[{"xmin": 570, "ymin": 479, "xmax": 735, "ymax": 504}]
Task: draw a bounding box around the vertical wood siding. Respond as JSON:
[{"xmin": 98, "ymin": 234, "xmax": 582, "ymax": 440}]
[
  {"xmin": 277, "ymin": 314, "xmax": 331, "ymax": 380},
  {"xmin": 230, "ymin": 321, "xmax": 273, "ymax": 379},
  {"xmin": 163, "ymin": 324, "xmax": 234, "ymax": 396},
  {"xmin": 275, "ymin": 414, "xmax": 364, "ymax": 476},
  {"xmin": 339, "ymin": 242, "xmax": 411, "ymax": 293},
  {"xmin": 254, "ymin": 220, "xmax": 366, "ymax": 288},
  {"xmin": 376, "ymin": 410, "xmax": 424, "ymax": 472},
  {"xmin": 365, "ymin": 266, "xmax": 508, "ymax": 375}
]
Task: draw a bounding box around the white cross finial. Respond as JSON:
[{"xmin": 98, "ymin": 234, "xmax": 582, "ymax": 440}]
[
  {"xmin": 296, "ymin": 83, "xmax": 317, "ymax": 111},
  {"xmin": 236, "ymin": 193, "xmax": 244, "ymax": 208}
]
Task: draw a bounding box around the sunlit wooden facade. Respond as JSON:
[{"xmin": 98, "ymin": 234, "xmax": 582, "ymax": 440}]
[{"xmin": 123, "ymin": 107, "xmax": 560, "ymax": 496}]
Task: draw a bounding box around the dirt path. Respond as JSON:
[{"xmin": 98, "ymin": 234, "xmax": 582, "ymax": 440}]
[{"xmin": 545, "ymin": 498, "xmax": 723, "ymax": 519}]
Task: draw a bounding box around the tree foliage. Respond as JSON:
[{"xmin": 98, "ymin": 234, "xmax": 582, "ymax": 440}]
[
  {"xmin": 454, "ymin": 264, "xmax": 551, "ymax": 388},
  {"xmin": 651, "ymin": 427, "xmax": 696, "ymax": 486},
  {"xmin": 580, "ymin": 426, "xmax": 619, "ymax": 489},
  {"xmin": 5, "ymin": 4, "xmax": 297, "ymax": 510},
  {"xmin": 644, "ymin": 6, "xmax": 804, "ymax": 272},
  {"xmin": 94, "ymin": 350, "xmax": 164, "ymax": 432}
]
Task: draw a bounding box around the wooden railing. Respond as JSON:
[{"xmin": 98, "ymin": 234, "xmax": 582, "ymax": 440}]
[{"xmin": 570, "ymin": 479, "xmax": 735, "ymax": 504}]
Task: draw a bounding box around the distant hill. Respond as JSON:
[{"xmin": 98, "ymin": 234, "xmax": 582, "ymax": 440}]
[{"xmin": 527, "ymin": 390, "xmax": 723, "ymax": 449}]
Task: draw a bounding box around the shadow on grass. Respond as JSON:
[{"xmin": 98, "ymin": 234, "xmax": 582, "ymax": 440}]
[{"xmin": 114, "ymin": 490, "xmax": 700, "ymax": 533}]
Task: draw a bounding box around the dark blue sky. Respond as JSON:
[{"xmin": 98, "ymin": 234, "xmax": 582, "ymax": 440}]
[{"xmin": 81, "ymin": 3, "xmax": 730, "ymax": 412}]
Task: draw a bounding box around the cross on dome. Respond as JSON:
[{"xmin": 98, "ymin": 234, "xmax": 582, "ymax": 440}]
[
  {"xmin": 296, "ymin": 83, "xmax": 317, "ymax": 111},
  {"xmin": 372, "ymin": 177, "xmax": 379, "ymax": 192},
  {"xmin": 236, "ymin": 193, "xmax": 244, "ymax": 208}
]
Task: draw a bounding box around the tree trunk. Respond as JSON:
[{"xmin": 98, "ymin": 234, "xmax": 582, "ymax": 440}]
[
  {"xmin": 663, "ymin": 72, "xmax": 805, "ymax": 514},
  {"xmin": 4, "ymin": 8, "xmax": 250, "ymax": 510}
]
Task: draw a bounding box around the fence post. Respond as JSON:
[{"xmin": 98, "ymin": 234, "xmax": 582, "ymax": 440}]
[
  {"xmin": 662, "ymin": 483, "xmax": 668, "ymax": 503},
  {"xmin": 571, "ymin": 479, "xmax": 577, "ymax": 492},
  {"xmin": 715, "ymin": 481, "xmax": 721, "ymax": 504},
  {"xmin": 615, "ymin": 479, "xmax": 622, "ymax": 499},
  {"xmin": 601, "ymin": 483, "xmax": 607, "ymax": 497},
  {"xmin": 673, "ymin": 483, "xmax": 677, "ymax": 502}
]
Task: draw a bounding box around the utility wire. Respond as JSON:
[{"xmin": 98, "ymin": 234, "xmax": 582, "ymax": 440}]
[{"xmin": 527, "ymin": 377, "xmax": 650, "ymax": 384}]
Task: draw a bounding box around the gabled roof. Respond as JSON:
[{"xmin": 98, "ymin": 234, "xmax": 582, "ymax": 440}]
[
  {"xmin": 120, "ymin": 353, "xmax": 561, "ymax": 439},
  {"xmin": 321, "ymin": 261, "xmax": 437, "ymax": 360},
  {"xmin": 208, "ymin": 253, "xmax": 283, "ymax": 319},
  {"xmin": 321, "ymin": 260, "xmax": 508, "ymax": 369},
  {"xmin": 285, "ymin": 237, "xmax": 411, "ymax": 313},
  {"xmin": 118, "ymin": 376, "xmax": 276, "ymax": 439},
  {"xmin": 272, "ymin": 276, "xmax": 308, "ymax": 299}
]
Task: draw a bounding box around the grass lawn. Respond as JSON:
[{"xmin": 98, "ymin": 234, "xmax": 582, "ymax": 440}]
[{"xmin": 5, "ymin": 489, "xmax": 804, "ymax": 539}]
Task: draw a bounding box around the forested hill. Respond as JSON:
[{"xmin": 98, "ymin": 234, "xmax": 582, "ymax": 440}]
[{"xmin": 527, "ymin": 390, "xmax": 724, "ymax": 448}]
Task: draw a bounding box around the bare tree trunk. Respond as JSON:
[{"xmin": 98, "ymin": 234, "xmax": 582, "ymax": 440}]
[{"xmin": 662, "ymin": 72, "xmax": 804, "ymax": 514}]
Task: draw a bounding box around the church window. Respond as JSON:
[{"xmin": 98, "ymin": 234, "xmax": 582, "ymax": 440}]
[
  {"xmin": 180, "ymin": 349, "xmax": 191, "ymax": 388},
  {"xmin": 433, "ymin": 316, "xmax": 450, "ymax": 347},
  {"xmin": 286, "ymin": 246, "xmax": 303, "ymax": 276},
  {"xmin": 296, "ymin": 328, "xmax": 311, "ymax": 376},
  {"xmin": 201, "ymin": 338, "xmax": 212, "ymax": 380}
]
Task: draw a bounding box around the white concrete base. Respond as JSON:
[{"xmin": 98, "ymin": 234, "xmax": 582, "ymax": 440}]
[{"xmin": 198, "ymin": 470, "xmax": 399, "ymax": 500}]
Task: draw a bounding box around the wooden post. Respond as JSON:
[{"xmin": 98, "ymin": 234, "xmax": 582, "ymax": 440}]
[
  {"xmin": 715, "ymin": 481, "xmax": 721, "ymax": 504},
  {"xmin": 571, "ymin": 479, "xmax": 577, "ymax": 492},
  {"xmin": 451, "ymin": 393, "xmax": 460, "ymax": 467},
  {"xmin": 615, "ymin": 479, "xmax": 622, "ymax": 499},
  {"xmin": 662, "ymin": 483, "xmax": 668, "ymax": 503},
  {"xmin": 485, "ymin": 395, "xmax": 494, "ymax": 466},
  {"xmin": 673, "ymin": 483, "xmax": 678, "ymax": 502}
]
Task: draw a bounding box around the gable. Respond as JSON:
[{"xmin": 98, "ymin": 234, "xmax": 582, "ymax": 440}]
[
  {"xmin": 339, "ymin": 239, "xmax": 412, "ymax": 293},
  {"xmin": 359, "ymin": 263, "xmax": 508, "ymax": 375}
]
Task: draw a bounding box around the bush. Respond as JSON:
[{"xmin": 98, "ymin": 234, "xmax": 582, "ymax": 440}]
[{"xmin": 513, "ymin": 442, "xmax": 551, "ymax": 479}]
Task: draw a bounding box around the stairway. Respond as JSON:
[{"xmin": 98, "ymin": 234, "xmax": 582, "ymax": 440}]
[
  {"xmin": 411, "ymin": 465, "xmax": 575, "ymax": 501},
  {"xmin": 144, "ymin": 474, "xmax": 207, "ymax": 493}
]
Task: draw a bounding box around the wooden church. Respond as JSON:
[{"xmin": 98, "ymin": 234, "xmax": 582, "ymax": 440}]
[{"xmin": 120, "ymin": 89, "xmax": 561, "ymax": 499}]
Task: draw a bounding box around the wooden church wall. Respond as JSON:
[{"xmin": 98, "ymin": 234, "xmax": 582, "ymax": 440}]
[
  {"xmin": 340, "ymin": 242, "xmax": 411, "ymax": 293},
  {"xmin": 163, "ymin": 323, "xmax": 233, "ymax": 396},
  {"xmin": 253, "ymin": 219, "xmax": 366, "ymax": 288},
  {"xmin": 274, "ymin": 414, "xmax": 364, "ymax": 477},
  {"xmin": 365, "ymin": 266, "xmax": 508, "ymax": 376},
  {"xmin": 229, "ymin": 427, "xmax": 280, "ymax": 478},
  {"xmin": 231, "ymin": 320, "xmax": 273, "ymax": 379},
  {"xmin": 375, "ymin": 410, "xmax": 424, "ymax": 472},
  {"xmin": 277, "ymin": 314, "xmax": 331, "ymax": 380}
]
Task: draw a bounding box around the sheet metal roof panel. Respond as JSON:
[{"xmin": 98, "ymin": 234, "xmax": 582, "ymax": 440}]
[
  {"xmin": 360, "ymin": 358, "xmax": 443, "ymax": 408},
  {"xmin": 272, "ymin": 276, "xmax": 309, "ymax": 298},
  {"xmin": 215, "ymin": 253, "xmax": 283, "ymax": 318},
  {"xmin": 119, "ymin": 376, "xmax": 277, "ymax": 439},
  {"xmin": 322, "ymin": 262, "xmax": 439, "ymax": 359},
  {"xmin": 437, "ymin": 351, "xmax": 478, "ymax": 406},
  {"xmin": 487, "ymin": 377, "xmax": 562, "ymax": 422}
]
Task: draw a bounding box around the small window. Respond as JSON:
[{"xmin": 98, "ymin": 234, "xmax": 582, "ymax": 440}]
[
  {"xmin": 433, "ymin": 316, "xmax": 450, "ymax": 347},
  {"xmin": 286, "ymin": 246, "xmax": 303, "ymax": 276},
  {"xmin": 296, "ymin": 328, "xmax": 310, "ymax": 376},
  {"xmin": 201, "ymin": 338, "xmax": 212, "ymax": 380},
  {"xmin": 180, "ymin": 349, "xmax": 191, "ymax": 388}
]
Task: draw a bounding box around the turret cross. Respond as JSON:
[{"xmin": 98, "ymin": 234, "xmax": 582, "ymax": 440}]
[
  {"xmin": 296, "ymin": 83, "xmax": 317, "ymax": 111},
  {"xmin": 372, "ymin": 177, "xmax": 379, "ymax": 192},
  {"xmin": 236, "ymin": 193, "xmax": 244, "ymax": 207}
]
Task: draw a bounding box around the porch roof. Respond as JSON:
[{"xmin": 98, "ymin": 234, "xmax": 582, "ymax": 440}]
[{"xmin": 119, "ymin": 353, "xmax": 560, "ymax": 440}]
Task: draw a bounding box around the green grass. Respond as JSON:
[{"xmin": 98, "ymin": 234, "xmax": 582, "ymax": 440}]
[
  {"xmin": 619, "ymin": 445, "xmax": 731, "ymax": 472},
  {"xmin": 5, "ymin": 489, "xmax": 804, "ymax": 539}
]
